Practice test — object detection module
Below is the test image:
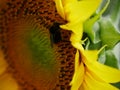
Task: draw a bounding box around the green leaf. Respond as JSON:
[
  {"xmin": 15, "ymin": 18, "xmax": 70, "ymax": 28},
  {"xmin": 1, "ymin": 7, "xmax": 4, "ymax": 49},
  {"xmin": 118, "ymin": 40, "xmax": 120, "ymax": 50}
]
[
  {"xmin": 84, "ymin": 20, "xmax": 101, "ymax": 43},
  {"xmin": 104, "ymin": 50, "xmax": 119, "ymax": 69},
  {"xmin": 111, "ymin": 82, "xmax": 120, "ymax": 89},
  {"xmin": 99, "ymin": 19, "xmax": 120, "ymax": 49},
  {"xmin": 98, "ymin": 49, "xmax": 119, "ymax": 71},
  {"xmin": 98, "ymin": 48, "xmax": 106, "ymax": 64},
  {"xmin": 98, "ymin": 47, "xmax": 119, "ymax": 69},
  {"xmin": 83, "ymin": 0, "xmax": 110, "ymax": 43},
  {"xmin": 83, "ymin": 37, "xmax": 102, "ymax": 50},
  {"xmin": 110, "ymin": 0, "xmax": 120, "ymax": 22},
  {"xmin": 87, "ymin": 41, "xmax": 102, "ymax": 50},
  {"xmin": 101, "ymin": 0, "xmax": 120, "ymax": 30},
  {"xmin": 101, "ymin": 0, "xmax": 120, "ymax": 20}
]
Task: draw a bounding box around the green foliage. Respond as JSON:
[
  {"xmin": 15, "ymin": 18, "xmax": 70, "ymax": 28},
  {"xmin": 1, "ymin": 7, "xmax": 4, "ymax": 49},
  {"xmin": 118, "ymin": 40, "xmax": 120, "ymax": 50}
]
[
  {"xmin": 84, "ymin": 0, "xmax": 110, "ymax": 43},
  {"xmin": 99, "ymin": 19, "xmax": 120, "ymax": 49},
  {"xmin": 83, "ymin": 0, "xmax": 120, "ymax": 88},
  {"xmin": 104, "ymin": 50, "xmax": 119, "ymax": 68}
]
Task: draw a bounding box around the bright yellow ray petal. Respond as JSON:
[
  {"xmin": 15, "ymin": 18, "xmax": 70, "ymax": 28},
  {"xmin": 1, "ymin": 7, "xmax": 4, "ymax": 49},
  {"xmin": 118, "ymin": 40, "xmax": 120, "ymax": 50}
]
[
  {"xmin": 54, "ymin": 0, "xmax": 65, "ymax": 19},
  {"xmin": 78, "ymin": 83, "xmax": 86, "ymax": 90},
  {"xmin": 83, "ymin": 71, "xmax": 119, "ymax": 90},
  {"xmin": 64, "ymin": 0, "xmax": 102, "ymax": 23},
  {"xmin": 84, "ymin": 50, "xmax": 98, "ymax": 61},
  {"xmin": 70, "ymin": 50, "xmax": 85, "ymax": 90},
  {"xmin": 90, "ymin": 62, "xmax": 120, "ymax": 83},
  {"xmin": 74, "ymin": 50, "xmax": 80, "ymax": 71},
  {"xmin": 61, "ymin": 22, "xmax": 83, "ymax": 42},
  {"xmin": 82, "ymin": 51, "xmax": 120, "ymax": 83},
  {"xmin": 81, "ymin": 45, "xmax": 107, "ymax": 62},
  {"xmin": 54, "ymin": 0, "xmax": 102, "ymax": 24}
]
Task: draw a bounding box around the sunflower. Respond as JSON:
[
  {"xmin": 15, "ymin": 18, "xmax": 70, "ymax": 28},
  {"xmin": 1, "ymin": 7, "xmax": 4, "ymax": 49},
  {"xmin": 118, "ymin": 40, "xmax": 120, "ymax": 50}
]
[
  {"xmin": 0, "ymin": 0, "xmax": 75, "ymax": 90},
  {"xmin": 54, "ymin": 0, "xmax": 120, "ymax": 90},
  {"xmin": 0, "ymin": 0, "xmax": 120, "ymax": 90}
]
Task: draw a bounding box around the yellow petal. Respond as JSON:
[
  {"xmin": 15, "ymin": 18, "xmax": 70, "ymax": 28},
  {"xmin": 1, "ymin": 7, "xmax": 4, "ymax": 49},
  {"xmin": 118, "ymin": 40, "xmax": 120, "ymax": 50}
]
[
  {"xmin": 81, "ymin": 71, "xmax": 119, "ymax": 90},
  {"xmin": 74, "ymin": 50, "xmax": 80, "ymax": 71},
  {"xmin": 61, "ymin": 23, "xmax": 85, "ymax": 53},
  {"xmin": 61, "ymin": 22, "xmax": 83, "ymax": 41},
  {"xmin": 69, "ymin": 1, "xmax": 101, "ymax": 22},
  {"xmin": 55, "ymin": 0, "xmax": 102, "ymax": 23},
  {"xmin": 54, "ymin": 0, "xmax": 65, "ymax": 19},
  {"xmin": 84, "ymin": 50, "xmax": 98, "ymax": 61},
  {"xmin": 70, "ymin": 50, "xmax": 85, "ymax": 90},
  {"xmin": 82, "ymin": 51, "xmax": 120, "ymax": 83},
  {"xmin": 90, "ymin": 62, "xmax": 120, "ymax": 83},
  {"xmin": 83, "ymin": 45, "xmax": 107, "ymax": 62}
]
